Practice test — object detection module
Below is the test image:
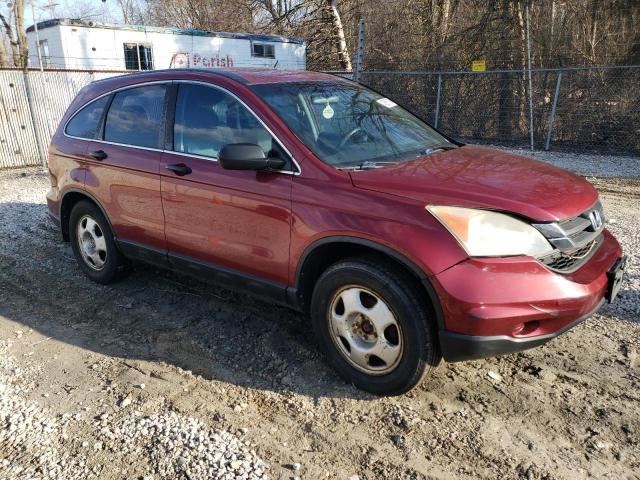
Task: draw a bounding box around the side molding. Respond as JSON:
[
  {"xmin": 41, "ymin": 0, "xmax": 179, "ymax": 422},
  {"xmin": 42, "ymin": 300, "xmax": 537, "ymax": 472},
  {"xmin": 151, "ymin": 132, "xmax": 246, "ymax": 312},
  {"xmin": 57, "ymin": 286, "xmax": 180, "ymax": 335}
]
[{"xmin": 116, "ymin": 239, "xmax": 294, "ymax": 309}]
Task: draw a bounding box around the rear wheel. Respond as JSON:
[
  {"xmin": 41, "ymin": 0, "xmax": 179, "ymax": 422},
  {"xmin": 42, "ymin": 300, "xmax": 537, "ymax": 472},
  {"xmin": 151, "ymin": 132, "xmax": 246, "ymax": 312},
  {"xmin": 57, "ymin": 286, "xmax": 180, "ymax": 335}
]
[
  {"xmin": 69, "ymin": 200, "xmax": 129, "ymax": 284},
  {"xmin": 310, "ymin": 255, "xmax": 440, "ymax": 395}
]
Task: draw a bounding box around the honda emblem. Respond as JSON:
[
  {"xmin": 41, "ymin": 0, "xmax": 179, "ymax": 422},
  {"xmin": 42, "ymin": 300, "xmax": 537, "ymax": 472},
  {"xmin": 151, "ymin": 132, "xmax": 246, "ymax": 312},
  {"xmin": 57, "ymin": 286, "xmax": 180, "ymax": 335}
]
[{"xmin": 589, "ymin": 209, "xmax": 603, "ymax": 230}]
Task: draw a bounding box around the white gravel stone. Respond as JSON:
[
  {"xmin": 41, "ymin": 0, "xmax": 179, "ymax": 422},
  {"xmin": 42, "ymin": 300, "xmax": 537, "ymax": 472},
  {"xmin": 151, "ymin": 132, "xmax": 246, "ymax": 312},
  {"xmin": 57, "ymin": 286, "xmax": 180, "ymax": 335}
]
[
  {"xmin": 498, "ymin": 147, "xmax": 640, "ymax": 179},
  {"xmin": 94, "ymin": 410, "xmax": 268, "ymax": 479}
]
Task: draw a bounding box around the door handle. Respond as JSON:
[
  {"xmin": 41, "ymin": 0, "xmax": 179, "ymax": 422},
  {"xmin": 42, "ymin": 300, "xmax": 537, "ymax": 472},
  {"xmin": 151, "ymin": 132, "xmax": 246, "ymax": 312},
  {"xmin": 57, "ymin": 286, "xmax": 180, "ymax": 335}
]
[
  {"xmin": 89, "ymin": 150, "xmax": 108, "ymax": 161},
  {"xmin": 166, "ymin": 163, "xmax": 192, "ymax": 176}
]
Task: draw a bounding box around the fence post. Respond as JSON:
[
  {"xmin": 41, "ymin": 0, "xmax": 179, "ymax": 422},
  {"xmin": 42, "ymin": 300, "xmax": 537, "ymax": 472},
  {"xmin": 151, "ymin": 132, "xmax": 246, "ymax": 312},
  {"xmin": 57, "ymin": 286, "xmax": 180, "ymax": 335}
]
[
  {"xmin": 22, "ymin": 71, "xmax": 47, "ymax": 167},
  {"xmin": 353, "ymin": 18, "xmax": 365, "ymax": 82},
  {"xmin": 434, "ymin": 73, "xmax": 442, "ymax": 128},
  {"xmin": 545, "ymin": 72, "xmax": 562, "ymax": 151}
]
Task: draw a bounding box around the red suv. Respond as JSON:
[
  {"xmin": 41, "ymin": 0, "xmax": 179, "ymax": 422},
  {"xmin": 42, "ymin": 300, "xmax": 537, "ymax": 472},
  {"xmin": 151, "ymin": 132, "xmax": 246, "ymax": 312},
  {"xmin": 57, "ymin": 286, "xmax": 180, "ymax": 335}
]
[{"xmin": 47, "ymin": 69, "xmax": 625, "ymax": 395}]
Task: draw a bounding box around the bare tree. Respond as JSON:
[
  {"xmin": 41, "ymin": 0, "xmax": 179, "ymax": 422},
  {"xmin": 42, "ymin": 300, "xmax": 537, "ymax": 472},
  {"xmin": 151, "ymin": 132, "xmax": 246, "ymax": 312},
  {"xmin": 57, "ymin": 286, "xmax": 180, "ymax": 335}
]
[
  {"xmin": 0, "ymin": 5, "xmax": 23, "ymax": 68},
  {"xmin": 0, "ymin": 12, "xmax": 14, "ymax": 67},
  {"xmin": 324, "ymin": 0, "xmax": 351, "ymax": 70},
  {"xmin": 139, "ymin": 0, "xmax": 640, "ymax": 71},
  {"xmin": 0, "ymin": 32, "xmax": 6, "ymax": 66},
  {"xmin": 12, "ymin": 0, "xmax": 27, "ymax": 68},
  {"xmin": 116, "ymin": 0, "xmax": 145, "ymax": 24},
  {"xmin": 146, "ymin": 0, "xmax": 253, "ymax": 31}
]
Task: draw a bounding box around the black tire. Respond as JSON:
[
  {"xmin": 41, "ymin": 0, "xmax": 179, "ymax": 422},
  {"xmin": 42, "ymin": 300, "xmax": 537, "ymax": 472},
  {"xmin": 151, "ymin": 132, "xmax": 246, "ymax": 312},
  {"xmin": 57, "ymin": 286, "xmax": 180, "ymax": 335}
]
[
  {"xmin": 69, "ymin": 200, "xmax": 129, "ymax": 284},
  {"xmin": 310, "ymin": 255, "xmax": 440, "ymax": 396}
]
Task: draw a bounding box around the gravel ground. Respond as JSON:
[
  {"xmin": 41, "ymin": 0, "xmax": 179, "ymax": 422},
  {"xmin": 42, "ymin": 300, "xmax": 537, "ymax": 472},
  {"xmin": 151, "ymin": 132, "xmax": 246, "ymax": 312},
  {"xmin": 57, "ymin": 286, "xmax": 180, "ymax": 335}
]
[
  {"xmin": 500, "ymin": 147, "xmax": 640, "ymax": 179},
  {"xmin": 0, "ymin": 150, "xmax": 638, "ymax": 480}
]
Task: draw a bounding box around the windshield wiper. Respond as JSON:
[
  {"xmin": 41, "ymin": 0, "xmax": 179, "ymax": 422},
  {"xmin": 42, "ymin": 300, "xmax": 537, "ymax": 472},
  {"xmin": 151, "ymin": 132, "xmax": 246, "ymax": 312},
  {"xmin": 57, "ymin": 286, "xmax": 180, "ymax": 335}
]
[
  {"xmin": 337, "ymin": 161, "xmax": 397, "ymax": 171},
  {"xmin": 356, "ymin": 160, "xmax": 398, "ymax": 170},
  {"xmin": 338, "ymin": 146, "xmax": 457, "ymax": 170},
  {"xmin": 420, "ymin": 143, "xmax": 458, "ymax": 156}
]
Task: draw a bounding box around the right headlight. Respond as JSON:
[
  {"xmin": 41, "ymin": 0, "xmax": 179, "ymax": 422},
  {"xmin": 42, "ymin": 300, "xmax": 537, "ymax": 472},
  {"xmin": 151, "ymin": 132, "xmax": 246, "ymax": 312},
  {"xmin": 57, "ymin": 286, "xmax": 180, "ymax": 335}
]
[{"xmin": 427, "ymin": 205, "xmax": 554, "ymax": 257}]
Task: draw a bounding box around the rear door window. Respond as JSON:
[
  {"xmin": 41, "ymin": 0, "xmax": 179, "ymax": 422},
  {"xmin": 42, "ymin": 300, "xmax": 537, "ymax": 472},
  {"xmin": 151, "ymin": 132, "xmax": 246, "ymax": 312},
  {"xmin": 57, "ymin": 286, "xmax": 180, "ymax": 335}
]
[
  {"xmin": 104, "ymin": 84, "xmax": 168, "ymax": 148},
  {"xmin": 65, "ymin": 96, "xmax": 109, "ymax": 139}
]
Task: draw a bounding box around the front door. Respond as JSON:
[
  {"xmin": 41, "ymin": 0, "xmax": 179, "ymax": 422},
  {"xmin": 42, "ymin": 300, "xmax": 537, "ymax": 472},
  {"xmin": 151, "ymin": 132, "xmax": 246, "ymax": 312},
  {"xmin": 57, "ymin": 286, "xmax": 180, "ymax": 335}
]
[{"xmin": 160, "ymin": 82, "xmax": 294, "ymax": 292}]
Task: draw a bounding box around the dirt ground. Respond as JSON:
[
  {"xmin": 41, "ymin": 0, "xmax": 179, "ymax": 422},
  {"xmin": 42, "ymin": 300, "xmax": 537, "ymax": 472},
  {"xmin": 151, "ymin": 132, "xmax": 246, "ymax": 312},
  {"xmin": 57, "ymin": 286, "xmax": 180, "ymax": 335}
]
[{"xmin": 0, "ymin": 167, "xmax": 638, "ymax": 480}]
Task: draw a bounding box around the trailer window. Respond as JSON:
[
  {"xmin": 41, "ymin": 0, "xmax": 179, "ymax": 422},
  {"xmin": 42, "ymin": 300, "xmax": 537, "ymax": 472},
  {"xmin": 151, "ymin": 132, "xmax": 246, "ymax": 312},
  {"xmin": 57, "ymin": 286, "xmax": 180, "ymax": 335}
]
[
  {"xmin": 251, "ymin": 42, "xmax": 275, "ymax": 59},
  {"xmin": 124, "ymin": 43, "xmax": 154, "ymax": 70},
  {"xmin": 38, "ymin": 39, "xmax": 50, "ymax": 68}
]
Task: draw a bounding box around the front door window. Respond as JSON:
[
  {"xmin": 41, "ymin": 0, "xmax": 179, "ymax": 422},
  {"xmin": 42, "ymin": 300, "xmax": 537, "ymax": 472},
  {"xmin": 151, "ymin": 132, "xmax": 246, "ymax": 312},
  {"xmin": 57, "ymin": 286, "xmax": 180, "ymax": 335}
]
[{"xmin": 173, "ymin": 83, "xmax": 276, "ymax": 160}]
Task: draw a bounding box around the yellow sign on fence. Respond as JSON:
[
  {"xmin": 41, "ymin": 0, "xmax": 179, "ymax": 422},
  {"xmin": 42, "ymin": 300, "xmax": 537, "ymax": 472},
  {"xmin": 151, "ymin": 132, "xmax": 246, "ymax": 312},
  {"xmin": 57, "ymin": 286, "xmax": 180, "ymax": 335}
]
[{"xmin": 472, "ymin": 59, "xmax": 486, "ymax": 72}]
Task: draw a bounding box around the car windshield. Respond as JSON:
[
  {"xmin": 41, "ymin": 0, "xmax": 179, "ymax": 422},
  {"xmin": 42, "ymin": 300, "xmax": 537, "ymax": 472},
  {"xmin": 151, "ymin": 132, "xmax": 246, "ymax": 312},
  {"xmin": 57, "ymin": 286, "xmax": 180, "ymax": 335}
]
[{"xmin": 252, "ymin": 81, "xmax": 455, "ymax": 169}]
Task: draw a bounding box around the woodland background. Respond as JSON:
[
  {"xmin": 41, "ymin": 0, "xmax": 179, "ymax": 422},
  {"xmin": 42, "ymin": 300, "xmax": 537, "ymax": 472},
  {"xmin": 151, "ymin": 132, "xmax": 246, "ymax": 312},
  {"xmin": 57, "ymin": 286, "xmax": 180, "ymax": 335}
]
[{"xmin": 1, "ymin": 1, "xmax": 639, "ymax": 152}]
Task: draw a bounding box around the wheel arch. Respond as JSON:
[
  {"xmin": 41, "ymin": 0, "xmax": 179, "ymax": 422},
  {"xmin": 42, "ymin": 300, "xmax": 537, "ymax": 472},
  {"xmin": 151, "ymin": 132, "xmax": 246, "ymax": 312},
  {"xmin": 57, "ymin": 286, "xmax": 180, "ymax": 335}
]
[
  {"xmin": 293, "ymin": 236, "xmax": 445, "ymax": 329},
  {"xmin": 59, "ymin": 189, "xmax": 114, "ymax": 242}
]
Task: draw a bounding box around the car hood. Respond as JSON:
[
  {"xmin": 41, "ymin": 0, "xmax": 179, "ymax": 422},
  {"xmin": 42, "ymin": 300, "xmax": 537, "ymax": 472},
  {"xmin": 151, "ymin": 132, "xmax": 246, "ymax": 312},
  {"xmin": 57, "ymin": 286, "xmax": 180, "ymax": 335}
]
[{"xmin": 348, "ymin": 146, "xmax": 598, "ymax": 222}]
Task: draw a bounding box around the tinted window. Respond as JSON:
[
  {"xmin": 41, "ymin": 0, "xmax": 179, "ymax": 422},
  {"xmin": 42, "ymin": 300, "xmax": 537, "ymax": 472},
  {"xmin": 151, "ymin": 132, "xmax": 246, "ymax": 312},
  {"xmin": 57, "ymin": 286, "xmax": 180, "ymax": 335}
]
[
  {"xmin": 104, "ymin": 84, "xmax": 167, "ymax": 148},
  {"xmin": 173, "ymin": 84, "xmax": 275, "ymax": 159},
  {"xmin": 65, "ymin": 96, "xmax": 109, "ymax": 139}
]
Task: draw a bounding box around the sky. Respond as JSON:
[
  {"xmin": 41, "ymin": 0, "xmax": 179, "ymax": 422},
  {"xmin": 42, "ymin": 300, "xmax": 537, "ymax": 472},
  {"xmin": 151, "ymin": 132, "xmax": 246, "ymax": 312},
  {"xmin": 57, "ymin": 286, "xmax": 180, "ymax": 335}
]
[{"xmin": 21, "ymin": 0, "xmax": 123, "ymax": 28}]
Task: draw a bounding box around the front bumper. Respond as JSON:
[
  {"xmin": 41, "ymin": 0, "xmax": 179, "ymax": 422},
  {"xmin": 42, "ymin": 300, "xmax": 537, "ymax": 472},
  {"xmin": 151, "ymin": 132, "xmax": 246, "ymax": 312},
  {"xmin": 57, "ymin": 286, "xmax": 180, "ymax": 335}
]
[
  {"xmin": 439, "ymin": 298, "xmax": 604, "ymax": 361},
  {"xmin": 434, "ymin": 229, "xmax": 623, "ymax": 362}
]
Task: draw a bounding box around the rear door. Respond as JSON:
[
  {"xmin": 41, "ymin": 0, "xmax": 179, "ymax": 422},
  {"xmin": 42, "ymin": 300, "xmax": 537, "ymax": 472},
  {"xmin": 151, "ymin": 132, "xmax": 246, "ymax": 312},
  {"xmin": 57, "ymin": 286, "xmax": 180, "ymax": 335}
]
[
  {"xmin": 84, "ymin": 83, "xmax": 169, "ymax": 261},
  {"xmin": 160, "ymin": 81, "xmax": 295, "ymax": 291}
]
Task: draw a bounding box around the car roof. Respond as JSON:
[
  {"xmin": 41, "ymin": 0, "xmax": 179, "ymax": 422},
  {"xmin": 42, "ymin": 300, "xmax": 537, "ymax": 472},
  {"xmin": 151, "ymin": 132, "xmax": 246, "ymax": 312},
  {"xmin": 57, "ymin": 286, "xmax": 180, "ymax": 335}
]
[
  {"xmin": 211, "ymin": 68, "xmax": 342, "ymax": 85},
  {"xmin": 92, "ymin": 68, "xmax": 345, "ymax": 88}
]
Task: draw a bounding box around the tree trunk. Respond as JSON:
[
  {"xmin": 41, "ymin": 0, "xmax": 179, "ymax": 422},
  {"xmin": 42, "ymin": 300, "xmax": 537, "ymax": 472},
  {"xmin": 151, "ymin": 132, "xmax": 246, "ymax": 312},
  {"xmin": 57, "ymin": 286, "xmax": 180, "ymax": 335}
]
[
  {"xmin": 0, "ymin": 34, "xmax": 6, "ymax": 67},
  {"xmin": 0, "ymin": 13, "xmax": 19, "ymax": 67},
  {"xmin": 516, "ymin": 1, "xmax": 529, "ymax": 135},
  {"xmin": 13, "ymin": 0, "xmax": 28, "ymax": 68},
  {"xmin": 326, "ymin": 0, "xmax": 352, "ymax": 71},
  {"xmin": 497, "ymin": 0, "xmax": 514, "ymax": 138}
]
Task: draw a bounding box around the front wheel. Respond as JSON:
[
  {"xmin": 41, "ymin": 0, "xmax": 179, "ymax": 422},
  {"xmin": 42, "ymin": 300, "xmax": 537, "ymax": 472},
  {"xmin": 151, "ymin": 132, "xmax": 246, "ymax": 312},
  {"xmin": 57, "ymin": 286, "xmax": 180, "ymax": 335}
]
[{"xmin": 310, "ymin": 255, "xmax": 440, "ymax": 395}]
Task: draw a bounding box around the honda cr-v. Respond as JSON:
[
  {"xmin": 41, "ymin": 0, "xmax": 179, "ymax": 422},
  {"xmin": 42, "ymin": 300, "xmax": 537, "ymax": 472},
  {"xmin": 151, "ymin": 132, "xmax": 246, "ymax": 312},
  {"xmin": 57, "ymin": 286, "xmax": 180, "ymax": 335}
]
[{"xmin": 47, "ymin": 69, "xmax": 625, "ymax": 395}]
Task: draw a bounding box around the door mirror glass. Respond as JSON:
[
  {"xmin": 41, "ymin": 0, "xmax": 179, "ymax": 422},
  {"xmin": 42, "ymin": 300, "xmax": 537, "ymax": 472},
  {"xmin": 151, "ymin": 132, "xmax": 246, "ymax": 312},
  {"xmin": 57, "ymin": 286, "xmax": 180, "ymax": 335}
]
[{"xmin": 218, "ymin": 143, "xmax": 286, "ymax": 171}]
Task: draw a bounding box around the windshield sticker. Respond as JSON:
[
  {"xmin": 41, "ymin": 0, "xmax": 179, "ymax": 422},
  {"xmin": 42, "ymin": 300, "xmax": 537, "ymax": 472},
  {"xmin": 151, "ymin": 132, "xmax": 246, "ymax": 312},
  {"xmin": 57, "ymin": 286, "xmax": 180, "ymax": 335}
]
[
  {"xmin": 322, "ymin": 103, "xmax": 335, "ymax": 119},
  {"xmin": 376, "ymin": 98, "xmax": 397, "ymax": 108}
]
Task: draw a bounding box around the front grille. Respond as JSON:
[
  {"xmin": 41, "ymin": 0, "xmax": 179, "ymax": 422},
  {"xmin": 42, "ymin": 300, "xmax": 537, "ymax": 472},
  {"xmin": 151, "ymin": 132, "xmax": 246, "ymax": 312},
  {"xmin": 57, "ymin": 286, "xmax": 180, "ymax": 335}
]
[
  {"xmin": 533, "ymin": 200, "xmax": 605, "ymax": 251},
  {"xmin": 534, "ymin": 201, "xmax": 605, "ymax": 273},
  {"xmin": 538, "ymin": 236, "xmax": 601, "ymax": 272}
]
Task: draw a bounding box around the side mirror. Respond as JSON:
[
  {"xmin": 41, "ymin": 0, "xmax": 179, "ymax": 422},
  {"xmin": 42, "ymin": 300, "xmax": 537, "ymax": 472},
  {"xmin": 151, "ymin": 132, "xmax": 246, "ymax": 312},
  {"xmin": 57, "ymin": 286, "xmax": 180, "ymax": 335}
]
[{"xmin": 218, "ymin": 143, "xmax": 286, "ymax": 171}]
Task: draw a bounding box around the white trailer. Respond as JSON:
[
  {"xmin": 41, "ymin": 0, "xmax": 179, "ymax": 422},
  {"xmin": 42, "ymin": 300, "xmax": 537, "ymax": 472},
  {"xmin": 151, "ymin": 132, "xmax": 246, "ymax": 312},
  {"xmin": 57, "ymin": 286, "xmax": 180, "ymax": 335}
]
[{"xmin": 26, "ymin": 19, "xmax": 306, "ymax": 71}]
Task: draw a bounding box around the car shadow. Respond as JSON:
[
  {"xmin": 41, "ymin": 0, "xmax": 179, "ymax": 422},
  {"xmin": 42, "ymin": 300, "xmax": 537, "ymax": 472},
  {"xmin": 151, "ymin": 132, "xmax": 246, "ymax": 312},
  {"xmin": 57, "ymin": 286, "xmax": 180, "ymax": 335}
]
[
  {"xmin": 0, "ymin": 201, "xmax": 383, "ymax": 401},
  {"xmin": 1, "ymin": 200, "xmax": 636, "ymax": 403}
]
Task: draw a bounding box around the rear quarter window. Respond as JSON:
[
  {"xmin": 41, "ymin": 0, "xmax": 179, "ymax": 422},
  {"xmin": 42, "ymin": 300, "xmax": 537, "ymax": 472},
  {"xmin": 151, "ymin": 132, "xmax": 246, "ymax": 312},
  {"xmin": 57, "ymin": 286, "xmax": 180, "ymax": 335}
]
[
  {"xmin": 104, "ymin": 84, "xmax": 168, "ymax": 148},
  {"xmin": 65, "ymin": 95, "xmax": 109, "ymax": 139}
]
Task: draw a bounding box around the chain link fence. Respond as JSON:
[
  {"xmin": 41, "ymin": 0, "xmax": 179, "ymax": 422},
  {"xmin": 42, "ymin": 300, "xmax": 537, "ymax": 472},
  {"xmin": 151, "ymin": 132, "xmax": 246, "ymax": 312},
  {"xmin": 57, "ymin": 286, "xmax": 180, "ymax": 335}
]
[
  {"xmin": 358, "ymin": 65, "xmax": 640, "ymax": 155},
  {"xmin": 0, "ymin": 65, "xmax": 638, "ymax": 169}
]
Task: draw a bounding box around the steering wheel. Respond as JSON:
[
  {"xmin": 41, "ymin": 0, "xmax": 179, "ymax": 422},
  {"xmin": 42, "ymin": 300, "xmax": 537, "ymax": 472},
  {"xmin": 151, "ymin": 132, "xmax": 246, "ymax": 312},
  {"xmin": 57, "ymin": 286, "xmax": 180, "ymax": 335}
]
[{"xmin": 338, "ymin": 127, "xmax": 366, "ymax": 149}]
